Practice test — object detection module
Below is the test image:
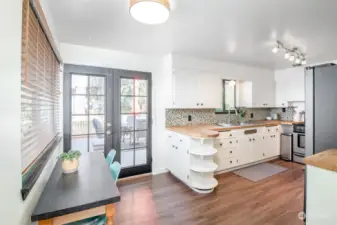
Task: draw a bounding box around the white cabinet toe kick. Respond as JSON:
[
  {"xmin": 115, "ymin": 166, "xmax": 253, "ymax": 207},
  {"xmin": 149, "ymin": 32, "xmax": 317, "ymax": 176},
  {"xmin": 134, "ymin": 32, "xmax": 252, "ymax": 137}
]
[{"xmin": 166, "ymin": 125, "xmax": 281, "ymax": 193}]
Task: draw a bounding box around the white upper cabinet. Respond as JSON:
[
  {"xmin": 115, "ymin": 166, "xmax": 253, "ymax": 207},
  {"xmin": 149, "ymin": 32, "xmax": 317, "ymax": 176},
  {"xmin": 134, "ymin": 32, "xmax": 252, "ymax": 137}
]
[
  {"xmin": 275, "ymin": 67, "xmax": 305, "ymax": 107},
  {"xmin": 237, "ymin": 80, "xmax": 275, "ymax": 108},
  {"xmin": 171, "ymin": 70, "xmax": 222, "ymax": 109}
]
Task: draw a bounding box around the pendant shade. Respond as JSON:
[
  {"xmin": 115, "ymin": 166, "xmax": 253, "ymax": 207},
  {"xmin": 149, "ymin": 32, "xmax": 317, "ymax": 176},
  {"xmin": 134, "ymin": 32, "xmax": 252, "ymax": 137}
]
[{"xmin": 130, "ymin": 0, "xmax": 170, "ymax": 25}]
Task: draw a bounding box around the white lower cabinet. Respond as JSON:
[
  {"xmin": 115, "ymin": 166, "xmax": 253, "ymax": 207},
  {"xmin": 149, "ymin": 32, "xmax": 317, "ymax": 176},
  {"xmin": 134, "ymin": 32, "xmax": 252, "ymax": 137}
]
[
  {"xmin": 167, "ymin": 131, "xmax": 218, "ymax": 193},
  {"xmin": 214, "ymin": 126, "xmax": 281, "ymax": 172},
  {"xmin": 167, "ymin": 126, "xmax": 281, "ymax": 193}
]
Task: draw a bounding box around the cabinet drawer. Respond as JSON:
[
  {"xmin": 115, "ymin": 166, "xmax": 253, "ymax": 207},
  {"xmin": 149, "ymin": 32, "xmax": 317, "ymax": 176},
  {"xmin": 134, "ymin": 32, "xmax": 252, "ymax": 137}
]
[
  {"xmin": 218, "ymin": 131, "xmax": 237, "ymax": 139},
  {"xmin": 263, "ymin": 126, "xmax": 280, "ymax": 133},
  {"xmin": 214, "ymin": 138, "xmax": 238, "ymax": 149},
  {"xmin": 217, "ymin": 147, "xmax": 237, "ymax": 159},
  {"xmin": 218, "ymin": 157, "xmax": 239, "ymax": 170}
]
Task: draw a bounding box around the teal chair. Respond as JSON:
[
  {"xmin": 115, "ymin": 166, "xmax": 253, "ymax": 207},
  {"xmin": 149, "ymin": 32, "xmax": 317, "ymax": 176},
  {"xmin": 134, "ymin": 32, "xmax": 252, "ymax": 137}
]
[
  {"xmin": 110, "ymin": 161, "xmax": 121, "ymax": 183},
  {"xmin": 106, "ymin": 149, "xmax": 116, "ymax": 166}
]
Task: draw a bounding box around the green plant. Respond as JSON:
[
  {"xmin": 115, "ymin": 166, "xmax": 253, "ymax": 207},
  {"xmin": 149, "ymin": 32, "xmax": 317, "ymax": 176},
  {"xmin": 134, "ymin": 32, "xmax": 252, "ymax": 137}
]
[
  {"xmin": 238, "ymin": 109, "xmax": 246, "ymax": 118},
  {"xmin": 60, "ymin": 150, "xmax": 81, "ymax": 161}
]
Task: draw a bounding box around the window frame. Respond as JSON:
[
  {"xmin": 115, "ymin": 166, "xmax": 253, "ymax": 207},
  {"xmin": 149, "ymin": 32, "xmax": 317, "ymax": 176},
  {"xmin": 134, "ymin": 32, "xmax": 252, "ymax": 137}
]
[{"xmin": 216, "ymin": 79, "xmax": 237, "ymax": 114}]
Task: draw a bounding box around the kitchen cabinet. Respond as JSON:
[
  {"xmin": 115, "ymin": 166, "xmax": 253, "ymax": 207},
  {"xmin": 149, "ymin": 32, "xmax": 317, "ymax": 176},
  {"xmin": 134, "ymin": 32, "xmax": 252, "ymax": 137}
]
[
  {"xmin": 237, "ymin": 80, "xmax": 275, "ymax": 108},
  {"xmin": 275, "ymin": 67, "xmax": 305, "ymax": 107},
  {"xmin": 214, "ymin": 126, "xmax": 281, "ymax": 172},
  {"xmin": 169, "ymin": 70, "xmax": 222, "ymax": 109},
  {"xmin": 167, "ymin": 131, "xmax": 218, "ymax": 193}
]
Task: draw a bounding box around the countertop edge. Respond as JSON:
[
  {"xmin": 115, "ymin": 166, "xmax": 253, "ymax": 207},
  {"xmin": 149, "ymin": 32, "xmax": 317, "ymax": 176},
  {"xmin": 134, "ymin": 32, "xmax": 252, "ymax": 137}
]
[
  {"xmin": 167, "ymin": 121, "xmax": 303, "ymax": 138},
  {"xmin": 31, "ymin": 196, "xmax": 121, "ymax": 222},
  {"xmin": 304, "ymin": 149, "xmax": 337, "ymax": 173}
]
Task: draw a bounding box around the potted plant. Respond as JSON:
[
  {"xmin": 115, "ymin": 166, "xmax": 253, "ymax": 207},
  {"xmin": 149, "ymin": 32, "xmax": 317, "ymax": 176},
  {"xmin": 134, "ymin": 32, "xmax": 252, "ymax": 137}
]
[{"xmin": 60, "ymin": 150, "xmax": 81, "ymax": 174}]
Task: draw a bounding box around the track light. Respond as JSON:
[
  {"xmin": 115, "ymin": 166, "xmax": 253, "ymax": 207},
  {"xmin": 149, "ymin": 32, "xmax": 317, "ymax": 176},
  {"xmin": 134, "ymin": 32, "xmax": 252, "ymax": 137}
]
[{"xmin": 272, "ymin": 41, "xmax": 306, "ymax": 67}]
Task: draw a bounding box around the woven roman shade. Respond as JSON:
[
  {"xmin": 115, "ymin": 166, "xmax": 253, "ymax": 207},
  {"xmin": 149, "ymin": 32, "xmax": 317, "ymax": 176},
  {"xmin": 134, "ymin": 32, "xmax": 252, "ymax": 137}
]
[{"xmin": 21, "ymin": 0, "xmax": 60, "ymax": 173}]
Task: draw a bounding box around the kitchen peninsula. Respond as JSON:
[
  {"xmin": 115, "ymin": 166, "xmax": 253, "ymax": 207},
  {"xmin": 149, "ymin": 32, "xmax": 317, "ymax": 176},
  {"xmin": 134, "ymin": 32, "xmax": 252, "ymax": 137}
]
[{"xmin": 167, "ymin": 120, "xmax": 303, "ymax": 193}]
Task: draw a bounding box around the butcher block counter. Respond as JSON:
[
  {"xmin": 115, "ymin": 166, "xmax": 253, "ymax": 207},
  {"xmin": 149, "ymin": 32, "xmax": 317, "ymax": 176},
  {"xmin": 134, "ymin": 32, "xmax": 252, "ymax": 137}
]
[
  {"xmin": 167, "ymin": 120, "xmax": 303, "ymax": 139},
  {"xmin": 304, "ymin": 149, "xmax": 337, "ymax": 173},
  {"xmin": 304, "ymin": 149, "xmax": 337, "ymax": 225}
]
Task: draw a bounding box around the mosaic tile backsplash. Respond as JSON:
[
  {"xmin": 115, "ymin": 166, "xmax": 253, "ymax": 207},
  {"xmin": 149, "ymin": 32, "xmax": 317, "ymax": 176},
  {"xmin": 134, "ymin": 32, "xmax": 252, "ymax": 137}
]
[{"xmin": 166, "ymin": 107, "xmax": 297, "ymax": 127}]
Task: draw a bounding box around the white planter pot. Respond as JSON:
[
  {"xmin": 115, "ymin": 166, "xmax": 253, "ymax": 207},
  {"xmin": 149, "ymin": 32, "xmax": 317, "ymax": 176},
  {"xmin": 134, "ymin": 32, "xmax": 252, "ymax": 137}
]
[{"xmin": 62, "ymin": 158, "xmax": 79, "ymax": 174}]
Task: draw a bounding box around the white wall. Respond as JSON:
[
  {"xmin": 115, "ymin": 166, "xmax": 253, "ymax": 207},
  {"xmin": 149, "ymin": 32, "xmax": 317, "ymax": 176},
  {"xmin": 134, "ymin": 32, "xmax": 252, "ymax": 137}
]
[
  {"xmin": 0, "ymin": 1, "xmax": 63, "ymax": 225},
  {"xmin": 0, "ymin": 1, "xmax": 23, "ymax": 224},
  {"xmin": 60, "ymin": 43, "xmax": 169, "ymax": 175}
]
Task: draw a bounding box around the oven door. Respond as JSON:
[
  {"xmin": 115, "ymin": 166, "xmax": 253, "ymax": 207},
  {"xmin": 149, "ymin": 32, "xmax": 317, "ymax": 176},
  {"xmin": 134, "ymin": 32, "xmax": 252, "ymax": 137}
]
[{"xmin": 294, "ymin": 133, "xmax": 306, "ymax": 155}]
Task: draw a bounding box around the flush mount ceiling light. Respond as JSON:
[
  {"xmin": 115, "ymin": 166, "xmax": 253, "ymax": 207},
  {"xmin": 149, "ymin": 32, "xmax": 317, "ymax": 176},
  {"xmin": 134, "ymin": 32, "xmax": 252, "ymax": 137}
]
[
  {"xmin": 272, "ymin": 41, "xmax": 307, "ymax": 67},
  {"xmin": 130, "ymin": 0, "xmax": 170, "ymax": 25}
]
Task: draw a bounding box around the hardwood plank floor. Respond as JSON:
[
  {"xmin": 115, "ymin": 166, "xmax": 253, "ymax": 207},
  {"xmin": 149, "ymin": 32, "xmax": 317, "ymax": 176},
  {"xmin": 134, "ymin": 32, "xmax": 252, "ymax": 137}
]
[{"xmin": 116, "ymin": 160, "xmax": 304, "ymax": 225}]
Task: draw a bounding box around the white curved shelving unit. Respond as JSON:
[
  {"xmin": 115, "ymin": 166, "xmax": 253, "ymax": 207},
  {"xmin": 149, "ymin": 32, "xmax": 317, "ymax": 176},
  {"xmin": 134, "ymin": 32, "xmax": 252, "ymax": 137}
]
[
  {"xmin": 190, "ymin": 162, "xmax": 218, "ymax": 173},
  {"xmin": 189, "ymin": 146, "xmax": 217, "ymax": 156},
  {"xmin": 190, "ymin": 178, "xmax": 218, "ymax": 191},
  {"xmin": 167, "ymin": 130, "xmax": 219, "ymax": 194}
]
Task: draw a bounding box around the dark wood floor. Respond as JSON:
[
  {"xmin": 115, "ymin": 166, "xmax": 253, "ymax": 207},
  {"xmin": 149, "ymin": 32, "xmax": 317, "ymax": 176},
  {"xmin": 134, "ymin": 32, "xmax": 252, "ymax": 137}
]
[{"xmin": 115, "ymin": 160, "xmax": 305, "ymax": 225}]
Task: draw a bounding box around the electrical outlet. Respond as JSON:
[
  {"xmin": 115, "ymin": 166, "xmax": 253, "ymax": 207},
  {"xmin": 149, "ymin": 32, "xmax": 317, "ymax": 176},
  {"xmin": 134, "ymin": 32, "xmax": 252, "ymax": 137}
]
[
  {"xmin": 250, "ymin": 113, "xmax": 254, "ymax": 118},
  {"xmin": 188, "ymin": 115, "xmax": 192, "ymax": 121}
]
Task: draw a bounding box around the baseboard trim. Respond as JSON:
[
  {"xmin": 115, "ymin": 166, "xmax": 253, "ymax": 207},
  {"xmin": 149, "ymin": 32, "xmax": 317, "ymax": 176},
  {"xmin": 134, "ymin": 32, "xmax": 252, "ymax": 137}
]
[
  {"xmin": 152, "ymin": 168, "xmax": 169, "ymax": 175},
  {"xmin": 117, "ymin": 173, "xmax": 152, "ymax": 184},
  {"xmin": 215, "ymin": 156, "xmax": 280, "ymax": 175}
]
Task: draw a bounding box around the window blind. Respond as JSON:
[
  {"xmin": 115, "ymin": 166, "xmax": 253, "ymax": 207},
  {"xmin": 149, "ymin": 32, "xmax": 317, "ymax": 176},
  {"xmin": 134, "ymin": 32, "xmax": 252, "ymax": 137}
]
[{"xmin": 21, "ymin": 0, "xmax": 60, "ymax": 173}]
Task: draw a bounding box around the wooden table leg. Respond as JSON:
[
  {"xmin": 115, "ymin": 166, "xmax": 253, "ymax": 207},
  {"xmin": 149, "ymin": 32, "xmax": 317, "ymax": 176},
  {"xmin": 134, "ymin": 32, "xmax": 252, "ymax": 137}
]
[
  {"xmin": 38, "ymin": 219, "xmax": 53, "ymax": 225},
  {"xmin": 105, "ymin": 204, "xmax": 116, "ymax": 225}
]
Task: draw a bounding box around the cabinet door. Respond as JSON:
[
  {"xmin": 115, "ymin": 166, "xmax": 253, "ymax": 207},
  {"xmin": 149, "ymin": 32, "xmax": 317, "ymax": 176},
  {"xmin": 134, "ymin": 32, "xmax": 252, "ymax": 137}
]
[
  {"xmin": 268, "ymin": 133, "xmax": 280, "ymax": 157},
  {"xmin": 252, "ymin": 134, "xmax": 265, "ymax": 161},
  {"xmin": 198, "ymin": 73, "xmax": 222, "ymax": 108},
  {"xmin": 173, "ymin": 71, "xmax": 199, "ymax": 108},
  {"xmin": 238, "ymin": 136, "xmax": 252, "ymax": 164},
  {"xmin": 253, "ymin": 80, "xmax": 275, "ymax": 107}
]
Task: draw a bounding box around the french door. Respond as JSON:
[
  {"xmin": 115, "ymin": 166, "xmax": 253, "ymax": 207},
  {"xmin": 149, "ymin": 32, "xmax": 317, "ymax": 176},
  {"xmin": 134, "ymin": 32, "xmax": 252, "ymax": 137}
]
[{"xmin": 63, "ymin": 65, "xmax": 152, "ymax": 178}]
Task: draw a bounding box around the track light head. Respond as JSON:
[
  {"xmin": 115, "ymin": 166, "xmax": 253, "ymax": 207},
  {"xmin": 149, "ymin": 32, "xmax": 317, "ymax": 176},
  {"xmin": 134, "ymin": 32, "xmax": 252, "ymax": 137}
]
[{"xmin": 284, "ymin": 52, "xmax": 290, "ymax": 59}]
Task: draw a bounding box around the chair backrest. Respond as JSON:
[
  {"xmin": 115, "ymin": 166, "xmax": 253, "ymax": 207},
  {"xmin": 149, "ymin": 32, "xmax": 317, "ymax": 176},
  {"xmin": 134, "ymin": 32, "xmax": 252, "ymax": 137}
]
[
  {"xmin": 109, "ymin": 162, "xmax": 121, "ymax": 183},
  {"xmin": 106, "ymin": 149, "xmax": 116, "ymax": 166},
  {"xmin": 92, "ymin": 118, "xmax": 104, "ymax": 138}
]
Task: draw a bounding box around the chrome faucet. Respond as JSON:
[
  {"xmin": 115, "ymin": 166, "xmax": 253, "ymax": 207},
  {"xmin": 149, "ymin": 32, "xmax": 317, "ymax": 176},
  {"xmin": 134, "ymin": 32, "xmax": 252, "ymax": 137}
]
[{"xmin": 228, "ymin": 107, "xmax": 238, "ymax": 124}]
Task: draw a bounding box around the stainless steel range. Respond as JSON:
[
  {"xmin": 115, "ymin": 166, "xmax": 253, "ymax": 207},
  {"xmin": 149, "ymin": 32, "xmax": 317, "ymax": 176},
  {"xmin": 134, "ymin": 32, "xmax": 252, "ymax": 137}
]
[{"xmin": 293, "ymin": 124, "xmax": 305, "ymax": 164}]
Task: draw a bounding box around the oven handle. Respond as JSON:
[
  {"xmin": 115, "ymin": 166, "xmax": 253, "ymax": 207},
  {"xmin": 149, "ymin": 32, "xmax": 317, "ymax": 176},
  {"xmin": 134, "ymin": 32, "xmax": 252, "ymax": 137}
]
[{"xmin": 294, "ymin": 152, "xmax": 305, "ymax": 157}]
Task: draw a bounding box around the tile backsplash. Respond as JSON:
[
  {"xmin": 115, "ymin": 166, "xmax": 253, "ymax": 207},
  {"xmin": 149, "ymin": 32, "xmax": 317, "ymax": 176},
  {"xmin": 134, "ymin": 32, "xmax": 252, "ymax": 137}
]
[{"xmin": 166, "ymin": 107, "xmax": 298, "ymax": 127}]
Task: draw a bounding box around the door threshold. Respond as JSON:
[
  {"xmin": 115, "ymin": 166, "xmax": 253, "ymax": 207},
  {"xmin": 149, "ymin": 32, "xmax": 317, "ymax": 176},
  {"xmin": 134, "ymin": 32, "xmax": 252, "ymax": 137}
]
[{"xmin": 117, "ymin": 173, "xmax": 152, "ymax": 184}]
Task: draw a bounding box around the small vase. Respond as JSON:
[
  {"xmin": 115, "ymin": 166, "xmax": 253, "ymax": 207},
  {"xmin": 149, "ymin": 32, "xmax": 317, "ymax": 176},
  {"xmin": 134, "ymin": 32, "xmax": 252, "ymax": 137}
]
[{"xmin": 62, "ymin": 158, "xmax": 79, "ymax": 174}]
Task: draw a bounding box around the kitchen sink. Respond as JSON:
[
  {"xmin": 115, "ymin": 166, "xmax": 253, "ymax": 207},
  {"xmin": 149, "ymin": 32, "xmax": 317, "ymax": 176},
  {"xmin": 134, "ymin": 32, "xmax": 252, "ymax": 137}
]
[{"xmin": 218, "ymin": 121, "xmax": 264, "ymax": 127}]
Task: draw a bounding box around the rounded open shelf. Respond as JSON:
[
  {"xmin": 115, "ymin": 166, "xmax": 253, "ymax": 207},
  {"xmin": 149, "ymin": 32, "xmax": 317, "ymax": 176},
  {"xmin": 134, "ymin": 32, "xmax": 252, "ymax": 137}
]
[
  {"xmin": 190, "ymin": 178, "xmax": 218, "ymax": 190},
  {"xmin": 189, "ymin": 147, "xmax": 217, "ymax": 156},
  {"xmin": 190, "ymin": 162, "xmax": 218, "ymax": 173}
]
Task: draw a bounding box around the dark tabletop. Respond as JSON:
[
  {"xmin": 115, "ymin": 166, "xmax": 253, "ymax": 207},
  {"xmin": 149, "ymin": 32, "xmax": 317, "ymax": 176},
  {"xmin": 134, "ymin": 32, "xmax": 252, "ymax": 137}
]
[{"xmin": 31, "ymin": 152, "xmax": 120, "ymax": 222}]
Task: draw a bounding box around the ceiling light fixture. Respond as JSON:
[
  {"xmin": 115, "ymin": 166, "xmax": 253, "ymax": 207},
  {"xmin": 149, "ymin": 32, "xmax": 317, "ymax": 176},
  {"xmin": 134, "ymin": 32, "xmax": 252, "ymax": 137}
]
[
  {"xmin": 129, "ymin": 0, "xmax": 170, "ymax": 25},
  {"xmin": 272, "ymin": 45, "xmax": 279, "ymax": 54},
  {"xmin": 272, "ymin": 41, "xmax": 307, "ymax": 67}
]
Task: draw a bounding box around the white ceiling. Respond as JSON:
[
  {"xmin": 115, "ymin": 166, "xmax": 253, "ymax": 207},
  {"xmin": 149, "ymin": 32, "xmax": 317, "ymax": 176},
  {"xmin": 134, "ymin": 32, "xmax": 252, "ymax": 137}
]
[{"xmin": 46, "ymin": 0, "xmax": 337, "ymax": 69}]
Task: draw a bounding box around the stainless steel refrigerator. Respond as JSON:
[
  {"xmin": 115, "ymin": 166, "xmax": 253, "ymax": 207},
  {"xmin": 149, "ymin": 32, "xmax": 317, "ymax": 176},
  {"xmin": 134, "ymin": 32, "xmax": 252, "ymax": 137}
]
[{"xmin": 305, "ymin": 63, "xmax": 337, "ymax": 156}]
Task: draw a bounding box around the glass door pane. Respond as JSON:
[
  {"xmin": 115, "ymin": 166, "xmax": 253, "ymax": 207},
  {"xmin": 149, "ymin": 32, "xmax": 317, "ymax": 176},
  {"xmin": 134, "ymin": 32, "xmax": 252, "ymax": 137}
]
[
  {"xmin": 70, "ymin": 74, "xmax": 106, "ymax": 154},
  {"xmin": 120, "ymin": 77, "xmax": 148, "ymax": 168}
]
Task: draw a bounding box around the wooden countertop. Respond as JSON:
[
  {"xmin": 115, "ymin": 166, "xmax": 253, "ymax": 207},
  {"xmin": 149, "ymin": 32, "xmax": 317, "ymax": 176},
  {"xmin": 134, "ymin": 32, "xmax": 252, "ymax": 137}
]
[
  {"xmin": 167, "ymin": 120, "xmax": 303, "ymax": 139},
  {"xmin": 304, "ymin": 149, "xmax": 337, "ymax": 173}
]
